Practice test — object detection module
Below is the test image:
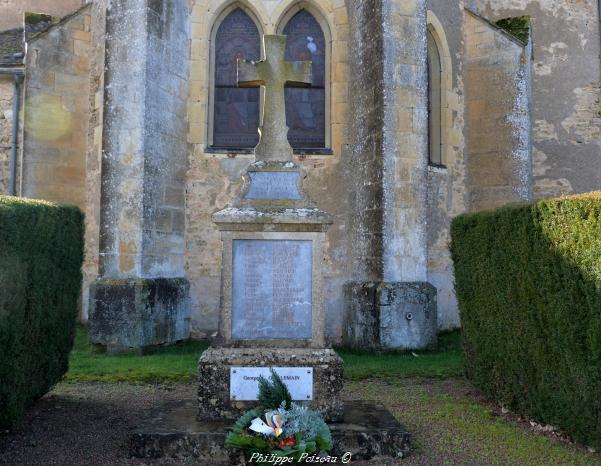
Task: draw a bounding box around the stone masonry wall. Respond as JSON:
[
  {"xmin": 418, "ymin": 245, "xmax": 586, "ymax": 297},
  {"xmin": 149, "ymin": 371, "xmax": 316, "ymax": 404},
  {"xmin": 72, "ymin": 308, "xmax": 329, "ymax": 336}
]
[
  {"xmin": 81, "ymin": 0, "xmax": 107, "ymax": 320},
  {"xmin": 99, "ymin": 0, "xmax": 189, "ymax": 280},
  {"xmin": 186, "ymin": 0, "xmax": 353, "ymax": 339},
  {"xmin": 0, "ymin": 78, "xmax": 15, "ymax": 194},
  {"xmin": 141, "ymin": 0, "xmax": 190, "ymax": 277},
  {"xmin": 21, "ymin": 6, "xmax": 93, "ymax": 208},
  {"xmin": 381, "ymin": 0, "xmax": 428, "ymax": 283},
  {"xmin": 424, "ymin": 1, "xmax": 468, "ymax": 329},
  {"xmin": 464, "ymin": 11, "xmax": 533, "ymax": 211},
  {"xmin": 467, "ymin": 0, "xmax": 601, "ymax": 199},
  {"xmin": 345, "ymin": 0, "xmax": 430, "ymax": 284},
  {"xmin": 345, "ymin": 0, "xmax": 384, "ymax": 282}
]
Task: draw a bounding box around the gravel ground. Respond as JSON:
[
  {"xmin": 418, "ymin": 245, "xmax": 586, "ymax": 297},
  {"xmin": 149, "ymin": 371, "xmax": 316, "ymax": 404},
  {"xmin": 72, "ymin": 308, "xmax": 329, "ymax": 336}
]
[
  {"xmin": 0, "ymin": 383, "xmax": 190, "ymax": 466},
  {"xmin": 0, "ymin": 379, "xmax": 598, "ymax": 466}
]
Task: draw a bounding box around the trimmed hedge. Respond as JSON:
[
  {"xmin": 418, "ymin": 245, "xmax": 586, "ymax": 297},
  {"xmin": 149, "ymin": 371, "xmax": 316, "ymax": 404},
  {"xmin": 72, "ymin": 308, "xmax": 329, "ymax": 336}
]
[
  {"xmin": 450, "ymin": 192, "xmax": 601, "ymax": 449},
  {"xmin": 0, "ymin": 196, "xmax": 84, "ymax": 428}
]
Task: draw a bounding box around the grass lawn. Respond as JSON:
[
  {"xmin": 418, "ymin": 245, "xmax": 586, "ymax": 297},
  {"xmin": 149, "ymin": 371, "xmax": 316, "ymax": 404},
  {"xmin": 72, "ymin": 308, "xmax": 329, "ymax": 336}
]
[
  {"xmin": 66, "ymin": 326, "xmax": 464, "ymax": 382},
  {"xmin": 347, "ymin": 379, "xmax": 600, "ymax": 465},
  {"xmin": 66, "ymin": 327, "xmax": 209, "ymax": 382}
]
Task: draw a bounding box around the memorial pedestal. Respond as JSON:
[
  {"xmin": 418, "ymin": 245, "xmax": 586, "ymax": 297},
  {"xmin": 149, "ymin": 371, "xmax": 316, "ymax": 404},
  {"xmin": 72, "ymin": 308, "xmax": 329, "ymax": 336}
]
[
  {"xmin": 197, "ymin": 161, "xmax": 344, "ymax": 422},
  {"xmin": 198, "ymin": 347, "xmax": 343, "ymax": 421}
]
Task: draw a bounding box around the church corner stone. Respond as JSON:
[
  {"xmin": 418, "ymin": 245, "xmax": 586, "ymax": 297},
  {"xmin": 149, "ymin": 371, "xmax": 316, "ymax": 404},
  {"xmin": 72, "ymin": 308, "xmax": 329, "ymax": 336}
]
[
  {"xmin": 344, "ymin": 282, "xmax": 438, "ymax": 351},
  {"xmin": 89, "ymin": 278, "xmax": 190, "ymax": 352},
  {"xmin": 88, "ymin": 0, "xmax": 191, "ymax": 351}
]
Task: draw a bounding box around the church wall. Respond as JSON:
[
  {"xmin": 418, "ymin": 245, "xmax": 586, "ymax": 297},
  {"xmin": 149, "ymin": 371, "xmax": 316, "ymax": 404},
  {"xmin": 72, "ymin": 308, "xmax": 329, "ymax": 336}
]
[
  {"xmin": 0, "ymin": 0, "xmax": 86, "ymax": 31},
  {"xmin": 185, "ymin": 0, "xmax": 353, "ymax": 340},
  {"xmin": 0, "ymin": 78, "xmax": 15, "ymax": 194},
  {"xmin": 424, "ymin": 1, "xmax": 467, "ymax": 330},
  {"xmin": 464, "ymin": 11, "xmax": 532, "ymax": 211},
  {"xmin": 140, "ymin": 0, "xmax": 190, "ymax": 278},
  {"xmin": 345, "ymin": 0, "xmax": 384, "ymax": 283},
  {"xmin": 380, "ymin": 0, "xmax": 429, "ymax": 285},
  {"xmin": 81, "ymin": 0, "xmax": 107, "ymax": 320},
  {"xmin": 21, "ymin": 6, "xmax": 93, "ymax": 208},
  {"xmin": 466, "ymin": 0, "xmax": 601, "ymax": 200},
  {"xmin": 98, "ymin": 0, "xmax": 189, "ymax": 280}
]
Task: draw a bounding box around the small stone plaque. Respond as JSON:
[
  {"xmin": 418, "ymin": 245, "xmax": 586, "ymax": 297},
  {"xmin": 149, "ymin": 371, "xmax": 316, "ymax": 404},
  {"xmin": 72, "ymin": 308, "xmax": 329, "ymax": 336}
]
[
  {"xmin": 230, "ymin": 367, "xmax": 313, "ymax": 401},
  {"xmin": 232, "ymin": 239, "xmax": 312, "ymax": 340},
  {"xmin": 244, "ymin": 172, "xmax": 301, "ymax": 200}
]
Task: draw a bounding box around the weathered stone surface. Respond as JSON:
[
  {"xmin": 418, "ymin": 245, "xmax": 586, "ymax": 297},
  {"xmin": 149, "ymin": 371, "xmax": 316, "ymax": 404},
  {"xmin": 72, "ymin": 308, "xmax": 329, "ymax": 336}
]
[
  {"xmin": 215, "ymin": 231, "xmax": 328, "ymax": 349},
  {"xmin": 467, "ymin": 0, "xmax": 601, "ymax": 201},
  {"xmin": 244, "ymin": 172, "xmax": 301, "ymax": 200},
  {"xmin": 238, "ymin": 35, "xmax": 312, "ymax": 161},
  {"xmin": 198, "ymin": 347, "xmax": 344, "ymax": 422},
  {"xmin": 132, "ymin": 399, "xmax": 410, "ymax": 464},
  {"xmin": 89, "ymin": 277, "xmax": 190, "ymax": 352},
  {"xmin": 344, "ymin": 282, "xmax": 437, "ymax": 351},
  {"xmin": 85, "ymin": 0, "xmax": 190, "ymax": 349},
  {"xmin": 231, "ymin": 239, "xmax": 313, "ymax": 341},
  {"xmin": 99, "ymin": 0, "xmax": 189, "ymax": 280},
  {"xmin": 0, "ymin": 78, "xmax": 16, "ymax": 196},
  {"xmin": 464, "ymin": 11, "xmax": 532, "ymax": 211},
  {"xmin": 21, "ymin": 5, "xmax": 93, "ymax": 209},
  {"xmin": 213, "ymin": 208, "xmax": 333, "ymax": 231}
]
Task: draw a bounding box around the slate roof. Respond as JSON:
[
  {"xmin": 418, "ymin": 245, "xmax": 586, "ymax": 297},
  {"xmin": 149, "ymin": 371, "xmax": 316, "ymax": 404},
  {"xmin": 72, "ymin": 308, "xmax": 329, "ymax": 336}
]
[
  {"xmin": 0, "ymin": 27, "xmax": 24, "ymax": 66},
  {"xmin": 0, "ymin": 15, "xmax": 58, "ymax": 67}
]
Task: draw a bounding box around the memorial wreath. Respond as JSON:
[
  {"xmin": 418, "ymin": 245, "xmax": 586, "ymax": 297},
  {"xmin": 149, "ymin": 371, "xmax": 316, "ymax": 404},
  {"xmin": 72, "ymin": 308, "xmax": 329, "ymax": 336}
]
[{"xmin": 225, "ymin": 369, "xmax": 333, "ymax": 464}]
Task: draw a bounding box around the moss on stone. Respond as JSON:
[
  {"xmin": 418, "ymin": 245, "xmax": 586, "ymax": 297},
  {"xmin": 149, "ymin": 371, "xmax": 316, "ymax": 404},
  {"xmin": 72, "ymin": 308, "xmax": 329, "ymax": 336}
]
[
  {"xmin": 24, "ymin": 12, "xmax": 53, "ymax": 25},
  {"xmin": 495, "ymin": 16, "xmax": 531, "ymax": 43}
]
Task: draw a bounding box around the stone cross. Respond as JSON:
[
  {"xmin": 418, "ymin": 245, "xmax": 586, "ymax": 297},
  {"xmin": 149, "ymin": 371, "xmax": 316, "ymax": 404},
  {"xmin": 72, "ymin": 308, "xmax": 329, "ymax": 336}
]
[{"xmin": 238, "ymin": 34, "xmax": 312, "ymax": 161}]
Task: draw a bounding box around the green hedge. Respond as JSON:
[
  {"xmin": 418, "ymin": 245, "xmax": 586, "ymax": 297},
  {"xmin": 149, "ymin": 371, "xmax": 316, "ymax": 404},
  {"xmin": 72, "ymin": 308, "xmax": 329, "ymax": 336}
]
[
  {"xmin": 450, "ymin": 193, "xmax": 601, "ymax": 449},
  {"xmin": 0, "ymin": 196, "xmax": 84, "ymax": 428}
]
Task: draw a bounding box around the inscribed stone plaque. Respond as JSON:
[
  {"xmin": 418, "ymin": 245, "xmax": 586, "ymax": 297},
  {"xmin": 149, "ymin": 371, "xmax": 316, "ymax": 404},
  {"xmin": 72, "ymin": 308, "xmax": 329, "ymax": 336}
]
[
  {"xmin": 230, "ymin": 367, "xmax": 313, "ymax": 401},
  {"xmin": 244, "ymin": 172, "xmax": 301, "ymax": 200},
  {"xmin": 232, "ymin": 239, "xmax": 312, "ymax": 339}
]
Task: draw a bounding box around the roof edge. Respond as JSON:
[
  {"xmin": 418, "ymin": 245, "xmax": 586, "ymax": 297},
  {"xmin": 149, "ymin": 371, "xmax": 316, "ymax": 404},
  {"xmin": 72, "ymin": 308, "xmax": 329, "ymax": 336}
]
[
  {"xmin": 26, "ymin": 3, "xmax": 93, "ymax": 45},
  {"xmin": 464, "ymin": 7, "xmax": 528, "ymax": 48}
]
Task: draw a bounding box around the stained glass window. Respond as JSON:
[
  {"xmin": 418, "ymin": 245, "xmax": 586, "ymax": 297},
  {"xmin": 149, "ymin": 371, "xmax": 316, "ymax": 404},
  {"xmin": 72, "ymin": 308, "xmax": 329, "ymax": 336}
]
[
  {"xmin": 283, "ymin": 10, "xmax": 326, "ymax": 149},
  {"xmin": 213, "ymin": 8, "xmax": 261, "ymax": 149}
]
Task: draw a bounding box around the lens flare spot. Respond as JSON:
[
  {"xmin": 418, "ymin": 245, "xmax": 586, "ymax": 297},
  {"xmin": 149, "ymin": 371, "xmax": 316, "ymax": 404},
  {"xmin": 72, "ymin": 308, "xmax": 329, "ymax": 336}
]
[{"xmin": 25, "ymin": 95, "xmax": 72, "ymax": 141}]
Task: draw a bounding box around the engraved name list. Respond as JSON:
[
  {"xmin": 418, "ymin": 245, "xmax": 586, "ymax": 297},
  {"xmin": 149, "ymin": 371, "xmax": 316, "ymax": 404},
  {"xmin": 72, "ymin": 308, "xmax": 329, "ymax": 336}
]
[{"xmin": 231, "ymin": 239, "xmax": 313, "ymax": 340}]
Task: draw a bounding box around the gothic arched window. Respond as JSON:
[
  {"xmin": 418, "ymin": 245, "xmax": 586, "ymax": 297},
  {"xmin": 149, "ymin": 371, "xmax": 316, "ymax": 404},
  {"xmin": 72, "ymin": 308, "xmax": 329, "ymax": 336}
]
[
  {"xmin": 212, "ymin": 8, "xmax": 261, "ymax": 149},
  {"xmin": 282, "ymin": 10, "xmax": 326, "ymax": 149},
  {"xmin": 427, "ymin": 29, "xmax": 443, "ymax": 166}
]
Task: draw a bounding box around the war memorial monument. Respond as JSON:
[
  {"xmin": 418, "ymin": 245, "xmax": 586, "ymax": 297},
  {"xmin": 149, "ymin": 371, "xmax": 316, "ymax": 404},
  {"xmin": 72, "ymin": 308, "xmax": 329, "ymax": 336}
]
[{"xmin": 132, "ymin": 34, "xmax": 410, "ymax": 463}]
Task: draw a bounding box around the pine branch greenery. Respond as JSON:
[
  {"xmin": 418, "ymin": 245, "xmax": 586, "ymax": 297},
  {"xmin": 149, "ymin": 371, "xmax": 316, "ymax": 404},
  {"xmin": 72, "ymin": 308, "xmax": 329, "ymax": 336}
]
[
  {"xmin": 225, "ymin": 408, "xmax": 269, "ymax": 450},
  {"xmin": 225, "ymin": 369, "xmax": 333, "ymax": 462},
  {"xmin": 257, "ymin": 368, "xmax": 292, "ymax": 409}
]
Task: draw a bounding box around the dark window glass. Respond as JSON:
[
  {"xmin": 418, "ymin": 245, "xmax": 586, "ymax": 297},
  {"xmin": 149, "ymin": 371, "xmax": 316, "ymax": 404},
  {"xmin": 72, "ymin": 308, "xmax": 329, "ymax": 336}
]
[
  {"xmin": 283, "ymin": 10, "xmax": 326, "ymax": 149},
  {"xmin": 213, "ymin": 8, "xmax": 260, "ymax": 149},
  {"xmin": 427, "ymin": 30, "xmax": 443, "ymax": 166}
]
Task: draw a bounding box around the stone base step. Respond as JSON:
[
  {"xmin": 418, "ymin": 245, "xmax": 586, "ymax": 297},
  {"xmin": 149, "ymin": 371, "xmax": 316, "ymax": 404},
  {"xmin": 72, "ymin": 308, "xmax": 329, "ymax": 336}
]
[{"xmin": 131, "ymin": 399, "xmax": 410, "ymax": 465}]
